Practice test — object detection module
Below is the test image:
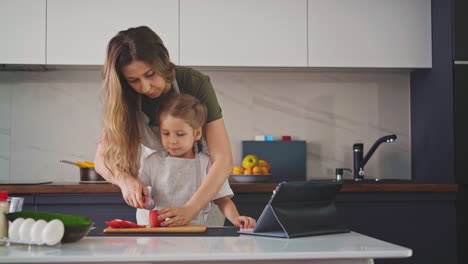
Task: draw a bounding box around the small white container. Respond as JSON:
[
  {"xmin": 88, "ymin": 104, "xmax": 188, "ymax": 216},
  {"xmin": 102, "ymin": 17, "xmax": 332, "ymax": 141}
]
[
  {"xmin": 8, "ymin": 197, "xmax": 24, "ymax": 213},
  {"xmin": 0, "ymin": 191, "xmax": 9, "ymax": 246}
]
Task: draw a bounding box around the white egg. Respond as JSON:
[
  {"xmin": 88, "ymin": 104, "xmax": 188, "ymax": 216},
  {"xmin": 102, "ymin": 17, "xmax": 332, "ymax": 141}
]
[
  {"xmin": 8, "ymin": 218, "xmax": 24, "ymax": 241},
  {"xmin": 42, "ymin": 219, "xmax": 64, "ymax": 246},
  {"xmin": 30, "ymin": 219, "xmax": 47, "ymax": 245},
  {"xmin": 18, "ymin": 218, "xmax": 36, "ymax": 242}
]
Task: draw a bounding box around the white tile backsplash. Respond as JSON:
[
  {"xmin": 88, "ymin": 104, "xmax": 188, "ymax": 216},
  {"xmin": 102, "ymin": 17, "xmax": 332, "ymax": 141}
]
[
  {"xmin": 1, "ymin": 70, "xmax": 102, "ymax": 183},
  {"xmin": 0, "ymin": 67, "xmax": 410, "ymax": 182},
  {"xmin": 204, "ymin": 68, "xmax": 410, "ymax": 180}
]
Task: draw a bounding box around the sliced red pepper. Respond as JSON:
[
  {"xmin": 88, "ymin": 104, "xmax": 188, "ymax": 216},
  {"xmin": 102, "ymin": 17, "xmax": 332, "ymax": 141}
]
[
  {"xmin": 105, "ymin": 219, "xmax": 125, "ymax": 228},
  {"xmin": 105, "ymin": 221, "xmax": 121, "ymax": 228}
]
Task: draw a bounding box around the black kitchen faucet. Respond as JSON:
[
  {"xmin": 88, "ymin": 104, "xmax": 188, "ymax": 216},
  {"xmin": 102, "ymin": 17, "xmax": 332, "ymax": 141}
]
[{"xmin": 353, "ymin": 134, "xmax": 397, "ymax": 181}]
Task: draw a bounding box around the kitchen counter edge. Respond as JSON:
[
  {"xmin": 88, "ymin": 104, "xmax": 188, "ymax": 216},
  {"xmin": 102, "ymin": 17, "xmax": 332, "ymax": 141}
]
[{"xmin": 0, "ymin": 182, "xmax": 458, "ymax": 194}]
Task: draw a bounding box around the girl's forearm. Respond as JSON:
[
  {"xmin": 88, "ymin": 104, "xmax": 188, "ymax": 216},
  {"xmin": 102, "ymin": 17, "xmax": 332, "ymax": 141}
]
[{"xmin": 215, "ymin": 198, "xmax": 240, "ymax": 224}]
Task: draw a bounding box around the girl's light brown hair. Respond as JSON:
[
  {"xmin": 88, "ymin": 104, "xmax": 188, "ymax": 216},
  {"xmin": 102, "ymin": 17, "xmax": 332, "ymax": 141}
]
[
  {"xmin": 101, "ymin": 26, "xmax": 175, "ymax": 176},
  {"xmin": 158, "ymin": 94, "xmax": 208, "ymax": 152}
]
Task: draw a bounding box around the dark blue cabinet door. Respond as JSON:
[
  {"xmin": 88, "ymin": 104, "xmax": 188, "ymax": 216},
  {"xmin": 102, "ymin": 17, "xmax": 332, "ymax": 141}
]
[
  {"xmin": 336, "ymin": 193, "xmax": 457, "ymax": 264},
  {"xmin": 454, "ymin": 64, "xmax": 468, "ymax": 184},
  {"xmin": 224, "ymin": 194, "xmax": 271, "ymax": 226},
  {"xmin": 454, "ymin": 0, "xmax": 468, "ymax": 60},
  {"xmin": 35, "ymin": 194, "xmax": 137, "ymax": 231}
]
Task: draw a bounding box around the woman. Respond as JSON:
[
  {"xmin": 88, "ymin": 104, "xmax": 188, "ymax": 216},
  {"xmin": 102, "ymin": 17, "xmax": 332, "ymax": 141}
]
[{"xmin": 94, "ymin": 26, "xmax": 233, "ymax": 227}]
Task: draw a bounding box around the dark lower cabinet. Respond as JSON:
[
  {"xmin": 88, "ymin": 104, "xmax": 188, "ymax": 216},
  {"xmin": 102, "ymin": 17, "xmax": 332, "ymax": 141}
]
[
  {"xmin": 454, "ymin": 64, "xmax": 468, "ymax": 185},
  {"xmin": 228, "ymin": 193, "xmax": 271, "ymax": 222},
  {"xmin": 454, "ymin": 0, "xmax": 468, "ymax": 60},
  {"xmin": 456, "ymin": 185, "xmax": 467, "ymax": 264},
  {"xmin": 336, "ymin": 193, "xmax": 457, "ymax": 264},
  {"xmin": 35, "ymin": 194, "xmax": 136, "ymax": 232},
  {"xmin": 230, "ymin": 192, "xmax": 458, "ymax": 264}
]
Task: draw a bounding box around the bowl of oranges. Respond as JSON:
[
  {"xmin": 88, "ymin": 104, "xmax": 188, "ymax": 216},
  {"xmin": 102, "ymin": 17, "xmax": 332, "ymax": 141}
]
[{"xmin": 229, "ymin": 155, "xmax": 274, "ymax": 183}]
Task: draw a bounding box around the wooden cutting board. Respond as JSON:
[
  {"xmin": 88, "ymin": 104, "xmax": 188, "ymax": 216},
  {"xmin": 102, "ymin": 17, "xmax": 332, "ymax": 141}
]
[{"xmin": 103, "ymin": 225, "xmax": 207, "ymax": 233}]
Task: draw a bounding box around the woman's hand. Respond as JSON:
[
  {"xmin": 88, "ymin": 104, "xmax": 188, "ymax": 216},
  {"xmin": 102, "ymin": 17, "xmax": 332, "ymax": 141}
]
[
  {"xmin": 115, "ymin": 175, "xmax": 148, "ymax": 209},
  {"xmin": 233, "ymin": 216, "xmax": 256, "ymax": 229},
  {"xmin": 157, "ymin": 205, "xmax": 199, "ymax": 227}
]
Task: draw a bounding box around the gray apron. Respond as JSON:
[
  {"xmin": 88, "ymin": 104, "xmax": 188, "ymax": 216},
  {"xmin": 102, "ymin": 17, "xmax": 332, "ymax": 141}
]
[
  {"xmin": 136, "ymin": 152, "xmax": 210, "ymax": 226},
  {"xmin": 153, "ymin": 152, "xmax": 209, "ymax": 225}
]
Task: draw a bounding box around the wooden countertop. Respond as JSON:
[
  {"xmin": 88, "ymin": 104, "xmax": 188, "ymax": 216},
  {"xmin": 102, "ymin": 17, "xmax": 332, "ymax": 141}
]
[{"xmin": 0, "ymin": 182, "xmax": 458, "ymax": 194}]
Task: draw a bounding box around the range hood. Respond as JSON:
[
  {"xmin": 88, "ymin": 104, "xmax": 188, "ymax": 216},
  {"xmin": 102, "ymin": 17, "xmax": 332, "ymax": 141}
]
[{"xmin": 0, "ymin": 64, "xmax": 102, "ymax": 71}]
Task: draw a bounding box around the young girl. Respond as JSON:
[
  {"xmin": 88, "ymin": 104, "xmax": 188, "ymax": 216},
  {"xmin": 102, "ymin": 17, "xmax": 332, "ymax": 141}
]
[{"xmin": 136, "ymin": 94, "xmax": 256, "ymax": 228}]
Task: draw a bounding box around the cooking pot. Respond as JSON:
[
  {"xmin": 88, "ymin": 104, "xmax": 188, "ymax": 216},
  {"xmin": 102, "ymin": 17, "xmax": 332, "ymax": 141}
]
[
  {"xmin": 60, "ymin": 160, "xmax": 106, "ymax": 183},
  {"xmin": 80, "ymin": 167, "xmax": 106, "ymax": 182}
]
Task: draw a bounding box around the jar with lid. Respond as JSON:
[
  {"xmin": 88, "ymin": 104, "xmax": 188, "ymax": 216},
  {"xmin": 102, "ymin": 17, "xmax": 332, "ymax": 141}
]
[{"xmin": 0, "ymin": 191, "xmax": 9, "ymax": 246}]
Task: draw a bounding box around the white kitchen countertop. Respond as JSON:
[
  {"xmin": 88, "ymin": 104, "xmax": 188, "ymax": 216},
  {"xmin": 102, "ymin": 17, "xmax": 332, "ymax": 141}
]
[{"xmin": 0, "ymin": 231, "xmax": 411, "ymax": 264}]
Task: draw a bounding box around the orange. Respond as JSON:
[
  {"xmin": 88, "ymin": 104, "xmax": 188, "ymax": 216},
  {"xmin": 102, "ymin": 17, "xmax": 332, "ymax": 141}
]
[
  {"xmin": 260, "ymin": 167, "xmax": 269, "ymax": 174},
  {"xmin": 259, "ymin": 160, "xmax": 271, "ymax": 171},
  {"xmin": 244, "ymin": 168, "xmax": 253, "ymax": 175},
  {"xmin": 252, "ymin": 166, "xmax": 262, "ymax": 175},
  {"xmin": 232, "ymin": 166, "xmax": 244, "ymax": 174}
]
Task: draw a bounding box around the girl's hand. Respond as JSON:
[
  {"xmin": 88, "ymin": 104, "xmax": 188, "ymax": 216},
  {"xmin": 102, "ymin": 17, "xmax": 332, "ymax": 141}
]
[
  {"xmin": 234, "ymin": 216, "xmax": 256, "ymax": 229},
  {"xmin": 116, "ymin": 175, "xmax": 148, "ymax": 209},
  {"xmin": 157, "ymin": 206, "xmax": 198, "ymax": 227}
]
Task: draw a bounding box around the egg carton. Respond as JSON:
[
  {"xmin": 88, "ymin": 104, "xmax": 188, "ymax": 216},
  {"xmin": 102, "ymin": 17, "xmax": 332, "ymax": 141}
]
[
  {"xmin": 0, "ymin": 226, "xmax": 96, "ymax": 246},
  {"xmin": 6, "ymin": 218, "xmax": 94, "ymax": 246}
]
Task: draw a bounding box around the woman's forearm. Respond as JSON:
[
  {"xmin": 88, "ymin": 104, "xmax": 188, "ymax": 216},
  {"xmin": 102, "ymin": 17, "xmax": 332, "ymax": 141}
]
[
  {"xmin": 185, "ymin": 118, "xmax": 233, "ymax": 214},
  {"xmin": 185, "ymin": 155, "xmax": 233, "ymax": 213},
  {"xmin": 94, "ymin": 140, "xmax": 132, "ymax": 185}
]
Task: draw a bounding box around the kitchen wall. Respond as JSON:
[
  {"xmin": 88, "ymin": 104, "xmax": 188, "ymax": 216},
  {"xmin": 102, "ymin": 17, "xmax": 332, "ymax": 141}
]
[
  {"xmin": 0, "ymin": 67, "xmax": 410, "ymax": 183},
  {"xmin": 0, "ymin": 85, "xmax": 10, "ymax": 182}
]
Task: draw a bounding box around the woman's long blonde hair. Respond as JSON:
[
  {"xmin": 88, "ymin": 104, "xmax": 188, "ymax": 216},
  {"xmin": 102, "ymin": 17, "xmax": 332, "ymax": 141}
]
[{"xmin": 101, "ymin": 26, "xmax": 175, "ymax": 177}]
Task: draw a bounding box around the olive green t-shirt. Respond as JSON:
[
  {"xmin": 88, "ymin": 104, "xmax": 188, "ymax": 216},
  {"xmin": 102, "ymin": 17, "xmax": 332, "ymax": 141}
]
[{"xmin": 141, "ymin": 66, "xmax": 223, "ymax": 126}]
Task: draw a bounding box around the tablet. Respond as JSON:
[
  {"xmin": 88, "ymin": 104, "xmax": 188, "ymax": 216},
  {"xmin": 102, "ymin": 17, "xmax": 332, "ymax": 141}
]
[{"xmin": 239, "ymin": 181, "xmax": 350, "ymax": 238}]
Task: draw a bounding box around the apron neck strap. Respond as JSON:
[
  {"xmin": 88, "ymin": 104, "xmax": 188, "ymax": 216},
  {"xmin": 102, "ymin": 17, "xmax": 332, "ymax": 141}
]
[{"xmin": 172, "ymin": 79, "xmax": 181, "ymax": 94}]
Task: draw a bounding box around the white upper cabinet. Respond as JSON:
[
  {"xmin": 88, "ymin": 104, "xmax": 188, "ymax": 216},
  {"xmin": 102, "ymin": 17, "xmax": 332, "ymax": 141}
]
[
  {"xmin": 0, "ymin": 0, "xmax": 46, "ymax": 64},
  {"xmin": 46, "ymin": 0, "xmax": 179, "ymax": 65},
  {"xmin": 180, "ymin": 0, "xmax": 308, "ymax": 67},
  {"xmin": 1, "ymin": 0, "xmax": 433, "ymax": 68},
  {"xmin": 308, "ymin": 0, "xmax": 432, "ymax": 68}
]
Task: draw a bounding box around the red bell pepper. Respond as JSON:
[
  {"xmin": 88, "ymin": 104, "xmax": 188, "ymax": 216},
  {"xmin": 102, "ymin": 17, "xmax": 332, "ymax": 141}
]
[
  {"xmin": 105, "ymin": 219, "xmax": 145, "ymax": 228},
  {"xmin": 149, "ymin": 210, "xmax": 160, "ymax": 227}
]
